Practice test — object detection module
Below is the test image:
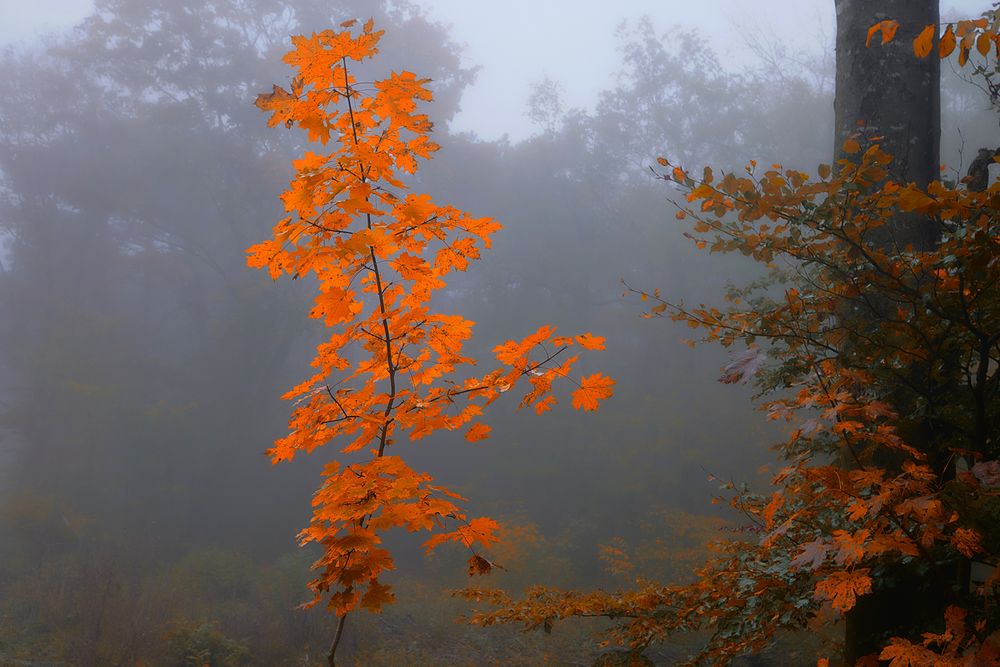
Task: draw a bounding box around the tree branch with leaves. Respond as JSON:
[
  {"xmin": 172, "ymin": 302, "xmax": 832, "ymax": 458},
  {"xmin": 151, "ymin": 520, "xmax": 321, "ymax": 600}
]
[{"xmin": 249, "ymin": 19, "xmax": 613, "ymax": 666}]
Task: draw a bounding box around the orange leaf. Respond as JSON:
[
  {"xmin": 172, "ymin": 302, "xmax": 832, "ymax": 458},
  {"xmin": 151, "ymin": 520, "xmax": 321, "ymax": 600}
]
[
  {"xmin": 464, "ymin": 517, "xmax": 501, "ymax": 548},
  {"xmin": 572, "ymin": 373, "xmax": 615, "ymax": 411},
  {"xmin": 465, "ymin": 422, "xmax": 491, "ymax": 442},
  {"xmin": 575, "ymin": 333, "xmax": 606, "ymax": 351},
  {"xmin": 978, "ymin": 32, "xmax": 993, "ymax": 56},
  {"xmin": 814, "ymin": 569, "xmax": 871, "ymax": 612},
  {"xmin": 913, "ymin": 24, "xmax": 935, "ymax": 58},
  {"xmin": 359, "ymin": 580, "xmax": 395, "ymax": 612},
  {"xmin": 534, "ymin": 395, "xmax": 557, "ymax": 415},
  {"xmin": 879, "ymin": 638, "xmax": 938, "ymax": 667},
  {"xmin": 866, "ymin": 22, "xmax": 880, "ymax": 47},
  {"xmin": 866, "ymin": 20, "xmax": 898, "ymax": 47},
  {"xmin": 898, "ymin": 187, "xmax": 937, "ymax": 213},
  {"xmin": 881, "ymin": 20, "xmax": 899, "ymax": 44},
  {"xmin": 940, "ymin": 25, "xmax": 956, "ymax": 58}
]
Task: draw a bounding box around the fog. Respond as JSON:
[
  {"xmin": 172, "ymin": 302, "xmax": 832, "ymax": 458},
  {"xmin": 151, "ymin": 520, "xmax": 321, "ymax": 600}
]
[{"xmin": 0, "ymin": 1, "xmax": 995, "ymax": 665}]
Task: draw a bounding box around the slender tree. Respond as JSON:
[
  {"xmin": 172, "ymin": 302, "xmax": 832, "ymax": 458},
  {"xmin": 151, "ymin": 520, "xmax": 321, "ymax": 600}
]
[{"xmin": 250, "ymin": 20, "xmax": 612, "ymax": 665}]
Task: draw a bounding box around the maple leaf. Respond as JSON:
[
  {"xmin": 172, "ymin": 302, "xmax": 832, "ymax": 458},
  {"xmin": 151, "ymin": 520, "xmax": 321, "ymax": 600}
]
[
  {"xmin": 359, "ymin": 580, "xmax": 395, "ymax": 612},
  {"xmin": 879, "ymin": 637, "xmax": 940, "ymax": 667},
  {"xmin": 423, "ymin": 516, "xmax": 501, "ymax": 552},
  {"xmin": 575, "ymin": 332, "xmax": 606, "ymax": 350},
  {"xmin": 465, "ymin": 422, "xmax": 491, "ymax": 442},
  {"xmin": 328, "ymin": 588, "xmax": 361, "ymax": 616},
  {"xmin": 815, "ymin": 569, "xmax": 872, "ymax": 612},
  {"xmin": 847, "ymin": 500, "xmax": 868, "ymax": 521},
  {"xmin": 572, "ymin": 373, "xmax": 615, "ymax": 411},
  {"xmin": 831, "ymin": 529, "xmax": 869, "ymax": 566},
  {"xmin": 463, "ymin": 517, "xmax": 502, "ymax": 548},
  {"xmin": 534, "ymin": 395, "xmax": 557, "ymax": 415},
  {"xmin": 255, "ymin": 84, "xmax": 296, "ymax": 126}
]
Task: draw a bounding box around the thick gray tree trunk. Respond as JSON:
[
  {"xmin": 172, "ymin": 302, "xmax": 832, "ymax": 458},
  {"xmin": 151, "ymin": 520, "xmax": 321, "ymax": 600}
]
[
  {"xmin": 833, "ymin": 1, "xmax": 941, "ymax": 663},
  {"xmin": 834, "ymin": 0, "xmax": 940, "ymax": 249}
]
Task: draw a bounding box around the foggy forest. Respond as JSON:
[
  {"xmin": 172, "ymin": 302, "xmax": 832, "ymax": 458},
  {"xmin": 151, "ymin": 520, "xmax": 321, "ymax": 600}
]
[{"xmin": 2, "ymin": 1, "xmax": 1000, "ymax": 665}]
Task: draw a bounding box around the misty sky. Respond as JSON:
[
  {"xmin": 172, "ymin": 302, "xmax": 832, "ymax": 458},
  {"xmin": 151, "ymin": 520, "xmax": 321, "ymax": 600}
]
[{"xmin": 0, "ymin": 0, "xmax": 989, "ymax": 140}]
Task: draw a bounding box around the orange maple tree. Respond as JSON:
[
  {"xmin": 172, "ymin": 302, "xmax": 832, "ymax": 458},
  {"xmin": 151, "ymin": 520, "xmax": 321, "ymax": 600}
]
[
  {"xmin": 248, "ymin": 19, "xmax": 612, "ymax": 665},
  {"xmin": 460, "ymin": 10, "xmax": 1000, "ymax": 667}
]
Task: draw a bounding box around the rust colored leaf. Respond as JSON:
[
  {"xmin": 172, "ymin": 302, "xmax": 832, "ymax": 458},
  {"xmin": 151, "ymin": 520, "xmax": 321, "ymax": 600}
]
[
  {"xmin": 572, "ymin": 373, "xmax": 615, "ymax": 411},
  {"xmin": 914, "ymin": 24, "xmax": 935, "ymax": 58}
]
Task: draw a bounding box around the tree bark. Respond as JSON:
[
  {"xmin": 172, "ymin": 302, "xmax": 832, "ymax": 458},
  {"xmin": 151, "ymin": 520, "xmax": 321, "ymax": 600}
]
[
  {"xmin": 833, "ymin": 1, "xmax": 941, "ymax": 663},
  {"xmin": 834, "ymin": 0, "xmax": 940, "ymax": 249}
]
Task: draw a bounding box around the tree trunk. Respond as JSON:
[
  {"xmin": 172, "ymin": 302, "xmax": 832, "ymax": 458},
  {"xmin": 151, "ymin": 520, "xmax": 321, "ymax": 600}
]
[
  {"xmin": 833, "ymin": 1, "xmax": 941, "ymax": 663},
  {"xmin": 834, "ymin": 0, "xmax": 940, "ymax": 248}
]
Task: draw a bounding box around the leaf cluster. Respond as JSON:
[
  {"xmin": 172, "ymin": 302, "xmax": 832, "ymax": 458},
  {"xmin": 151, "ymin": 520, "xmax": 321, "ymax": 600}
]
[{"xmin": 467, "ymin": 136, "xmax": 1000, "ymax": 664}]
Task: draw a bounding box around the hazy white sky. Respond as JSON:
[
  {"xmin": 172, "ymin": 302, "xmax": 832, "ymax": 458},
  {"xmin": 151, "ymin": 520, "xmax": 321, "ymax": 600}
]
[
  {"xmin": 420, "ymin": 0, "xmax": 835, "ymax": 139},
  {"xmin": 0, "ymin": 0, "xmax": 989, "ymax": 140}
]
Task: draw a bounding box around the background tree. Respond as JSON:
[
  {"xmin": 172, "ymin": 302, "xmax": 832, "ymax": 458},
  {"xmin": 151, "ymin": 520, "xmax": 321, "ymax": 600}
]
[{"xmin": 0, "ymin": 0, "xmax": 469, "ymax": 553}]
